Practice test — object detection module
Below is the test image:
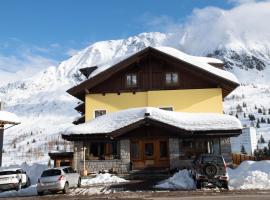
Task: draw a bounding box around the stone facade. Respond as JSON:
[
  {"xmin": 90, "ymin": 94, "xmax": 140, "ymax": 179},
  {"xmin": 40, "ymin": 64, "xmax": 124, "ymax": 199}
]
[{"xmin": 73, "ymin": 139, "xmax": 131, "ymax": 174}]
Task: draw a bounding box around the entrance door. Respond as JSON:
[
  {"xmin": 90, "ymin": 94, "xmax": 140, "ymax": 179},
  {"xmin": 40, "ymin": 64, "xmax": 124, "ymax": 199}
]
[
  {"xmin": 130, "ymin": 139, "xmax": 169, "ymax": 170},
  {"xmin": 143, "ymin": 141, "xmax": 155, "ymax": 167}
]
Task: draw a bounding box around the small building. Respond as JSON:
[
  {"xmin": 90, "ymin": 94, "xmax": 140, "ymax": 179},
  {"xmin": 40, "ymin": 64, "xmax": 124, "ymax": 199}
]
[
  {"xmin": 0, "ymin": 101, "xmax": 20, "ymax": 166},
  {"xmin": 62, "ymin": 46, "xmax": 242, "ymax": 174},
  {"xmin": 230, "ymin": 127, "xmax": 257, "ymax": 155},
  {"xmin": 48, "ymin": 152, "xmax": 74, "ymax": 167}
]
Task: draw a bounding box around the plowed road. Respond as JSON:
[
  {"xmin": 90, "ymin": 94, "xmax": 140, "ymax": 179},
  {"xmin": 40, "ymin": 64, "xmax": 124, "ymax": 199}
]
[{"xmin": 3, "ymin": 190, "xmax": 270, "ymax": 200}]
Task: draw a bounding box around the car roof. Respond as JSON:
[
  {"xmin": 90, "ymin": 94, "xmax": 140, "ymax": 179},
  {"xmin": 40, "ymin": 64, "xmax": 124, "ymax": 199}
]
[
  {"xmin": 44, "ymin": 166, "xmax": 70, "ymax": 171},
  {"xmin": 0, "ymin": 168, "xmax": 23, "ymax": 172}
]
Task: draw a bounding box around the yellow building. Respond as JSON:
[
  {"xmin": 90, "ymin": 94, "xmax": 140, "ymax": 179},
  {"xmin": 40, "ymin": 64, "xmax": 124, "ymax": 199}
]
[{"xmin": 63, "ymin": 46, "xmax": 242, "ymax": 176}]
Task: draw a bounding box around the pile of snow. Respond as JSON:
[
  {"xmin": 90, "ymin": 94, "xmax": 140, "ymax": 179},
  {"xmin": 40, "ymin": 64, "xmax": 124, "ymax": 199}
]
[
  {"xmin": 63, "ymin": 107, "xmax": 242, "ymax": 135},
  {"xmin": 82, "ymin": 173, "xmax": 128, "ymax": 186},
  {"xmin": 0, "ymin": 185, "xmax": 37, "ymax": 198},
  {"xmin": 0, "ymin": 110, "xmax": 20, "ymax": 124},
  {"xmin": 155, "ymin": 169, "xmax": 195, "ymax": 190},
  {"xmin": 228, "ymin": 160, "xmax": 270, "ymax": 190},
  {"xmin": 0, "ymin": 162, "xmax": 47, "ymax": 184}
]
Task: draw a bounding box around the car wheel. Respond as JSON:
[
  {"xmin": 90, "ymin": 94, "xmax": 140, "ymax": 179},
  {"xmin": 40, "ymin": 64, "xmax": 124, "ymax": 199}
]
[
  {"xmin": 63, "ymin": 182, "xmax": 69, "ymax": 194},
  {"xmin": 37, "ymin": 191, "xmax": 44, "ymax": 196},
  {"xmin": 16, "ymin": 181, "xmax": 22, "ymax": 191},
  {"xmin": 77, "ymin": 177, "xmax": 82, "ymax": 188},
  {"xmin": 24, "ymin": 178, "xmax": 31, "ymax": 188}
]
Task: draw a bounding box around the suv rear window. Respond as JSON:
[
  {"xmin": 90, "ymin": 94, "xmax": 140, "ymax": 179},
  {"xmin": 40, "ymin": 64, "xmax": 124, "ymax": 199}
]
[
  {"xmin": 41, "ymin": 169, "xmax": 61, "ymax": 177},
  {"xmin": 0, "ymin": 171, "xmax": 16, "ymax": 175},
  {"xmin": 201, "ymin": 155, "xmax": 224, "ymax": 164}
]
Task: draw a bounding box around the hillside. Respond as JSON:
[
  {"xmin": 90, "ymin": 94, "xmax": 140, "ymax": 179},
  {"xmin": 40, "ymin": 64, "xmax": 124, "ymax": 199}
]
[{"xmin": 1, "ymin": 32, "xmax": 270, "ymax": 166}]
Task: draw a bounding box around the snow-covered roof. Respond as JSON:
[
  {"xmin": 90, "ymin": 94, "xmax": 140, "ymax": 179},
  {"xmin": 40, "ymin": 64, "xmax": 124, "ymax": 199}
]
[
  {"xmin": 63, "ymin": 107, "xmax": 242, "ymax": 136},
  {"xmin": 0, "ymin": 111, "xmax": 20, "ymax": 125},
  {"xmin": 88, "ymin": 46, "xmax": 238, "ymax": 84}
]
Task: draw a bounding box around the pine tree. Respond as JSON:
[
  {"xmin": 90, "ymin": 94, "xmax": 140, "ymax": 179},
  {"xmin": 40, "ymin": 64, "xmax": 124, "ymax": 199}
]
[
  {"xmin": 255, "ymin": 105, "xmax": 258, "ymax": 109},
  {"xmin": 268, "ymin": 118, "xmax": 270, "ymax": 124},
  {"xmin": 258, "ymin": 108, "xmax": 262, "ymax": 113},
  {"xmin": 256, "ymin": 122, "xmax": 261, "ymax": 128},
  {"xmin": 244, "ymin": 112, "xmax": 246, "ymax": 118},
  {"xmin": 236, "ymin": 114, "xmax": 238, "ymax": 118},
  {"xmin": 259, "ymin": 134, "xmax": 265, "ymax": 143},
  {"xmin": 243, "ymin": 102, "xmax": 247, "ymax": 107},
  {"xmin": 241, "ymin": 145, "xmax": 247, "ymax": 154}
]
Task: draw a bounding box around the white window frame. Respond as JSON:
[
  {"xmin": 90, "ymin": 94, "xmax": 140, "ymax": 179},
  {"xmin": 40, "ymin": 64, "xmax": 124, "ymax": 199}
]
[
  {"xmin": 93, "ymin": 109, "xmax": 107, "ymax": 118},
  {"xmin": 165, "ymin": 72, "xmax": 179, "ymax": 85},
  {"xmin": 126, "ymin": 73, "xmax": 137, "ymax": 87}
]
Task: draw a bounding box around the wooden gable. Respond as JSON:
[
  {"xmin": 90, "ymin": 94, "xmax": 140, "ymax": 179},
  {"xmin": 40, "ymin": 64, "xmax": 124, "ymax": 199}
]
[{"xmin": 67, "ymin": 47, "xmax": 239, "ymax": 100}]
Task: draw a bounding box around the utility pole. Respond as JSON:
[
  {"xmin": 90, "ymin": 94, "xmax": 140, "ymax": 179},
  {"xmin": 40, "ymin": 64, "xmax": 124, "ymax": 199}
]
[{"xmin": 0, "ymin": 125, "xmax": 4, "ymax": 167}]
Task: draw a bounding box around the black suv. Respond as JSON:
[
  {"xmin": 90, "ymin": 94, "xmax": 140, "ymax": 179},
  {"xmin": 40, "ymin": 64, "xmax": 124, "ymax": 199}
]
[{"xmin": 191, "ymin": 154, "xmax": 229, "ymax": 189}]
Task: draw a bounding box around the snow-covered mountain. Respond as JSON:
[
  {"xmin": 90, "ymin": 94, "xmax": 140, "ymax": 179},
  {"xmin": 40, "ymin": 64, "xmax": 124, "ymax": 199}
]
[{"xmin": 1, "ymin": 31, "xmax": 270, "ymax": 166}]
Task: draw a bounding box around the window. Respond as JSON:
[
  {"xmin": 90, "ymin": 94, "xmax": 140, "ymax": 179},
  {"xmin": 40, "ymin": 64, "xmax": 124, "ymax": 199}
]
[
  {"xmin": 126, "ymin": 74, "xmax": 137, "ymax": 87},
  {"xmin": 160, "ymin": 141, "xmax": 168, "ymax": 158},
  {"xmin": 165, "ymin": 72, "xmax": 178, "ymax": 85},
  {"xmin": 84, "ymin": 141, "xmax": 119, "ymax": 160},
  {"xmin": 159, "ymin": 107, "xmax": 173, "ymax": 111},
  {"xmin": 94, "ymin": 110, "xmax": 106, "ymax": 118},
  {"xmin": 145, "ymin": 143, "xmax": 154, "ymax": 157}
]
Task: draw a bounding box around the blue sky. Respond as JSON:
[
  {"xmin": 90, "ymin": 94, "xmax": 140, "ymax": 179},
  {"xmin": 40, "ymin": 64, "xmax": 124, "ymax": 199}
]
[{"xmin": 0, "ymin": 0, "xmax": 234, "ymax": 61}]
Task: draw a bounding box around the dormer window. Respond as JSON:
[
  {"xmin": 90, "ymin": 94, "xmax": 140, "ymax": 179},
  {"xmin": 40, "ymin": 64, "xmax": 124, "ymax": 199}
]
[
  {"xmin": 126, "ymin": 74, "xmax": 137, "ymax": 87},
  {"xmin": 165, "ymin": 72, "xmax": 178, "ymax": 85}
]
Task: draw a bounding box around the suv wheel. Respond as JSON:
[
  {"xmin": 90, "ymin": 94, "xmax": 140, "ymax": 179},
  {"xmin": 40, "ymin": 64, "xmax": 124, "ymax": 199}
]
[
  {"xmin": 196, "ymin": 180, "xmax": 202, "ymax": 189},
  {"xmin": 77, "ymin": 177, "xmax": 82, "ymax": 188},
  {"xmin": 63, "ymin": 182, "xmax": 69, "ymax": 194},
  {"xmin": 37, "ymin": 191, "xmax": 44, "ymax": 196},
  {"xmin": 222, "ymin": 182, "xmax": 229, "ymax": 190},
  {"xmin": 204, "ymin": 163, "xmax": 218, "ymax": 178}
]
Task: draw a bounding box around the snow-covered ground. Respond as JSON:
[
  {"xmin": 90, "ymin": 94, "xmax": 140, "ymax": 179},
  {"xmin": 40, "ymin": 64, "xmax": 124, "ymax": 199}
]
[
  {"xmin": 156, "ymin": 161, "xmax": 270, "ymax": 190},
  {"xmin": 0, "ymin": 172, "xmax": 127, "ymax": 198}
]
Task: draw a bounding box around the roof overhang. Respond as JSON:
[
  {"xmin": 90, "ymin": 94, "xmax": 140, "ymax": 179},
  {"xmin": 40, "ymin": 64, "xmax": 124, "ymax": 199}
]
[{"xmin": 62, "ymin": 117, "xmax": 242, "ymax": 141}]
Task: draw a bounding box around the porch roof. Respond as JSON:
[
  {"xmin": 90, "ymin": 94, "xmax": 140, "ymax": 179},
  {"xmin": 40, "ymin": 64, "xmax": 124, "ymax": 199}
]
[
  {"xmin": 62, "ymin": 107, "xmax": 242, "ymax": 139},
  {"xmin": 0, "ymin": 111, "xmax": 20, "ymax": 125}
]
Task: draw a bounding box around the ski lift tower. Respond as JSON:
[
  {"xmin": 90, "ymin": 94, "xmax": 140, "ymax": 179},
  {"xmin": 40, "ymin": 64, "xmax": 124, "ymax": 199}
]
[{"xmin": 0, "ymin": 102, "xmax": 20, "ymax": 166}]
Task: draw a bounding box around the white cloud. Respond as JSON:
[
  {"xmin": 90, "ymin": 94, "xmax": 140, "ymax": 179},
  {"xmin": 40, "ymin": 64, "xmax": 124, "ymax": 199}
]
[
  {"xmin": 150, "ymin": 1, "xmax": 270, "ymax": 55},
  {"xmin": 65, "ymin": 48, "xmax": 80, "ymax": 57},
  {"xmin": 226, "ymin": 0, "xmax": 269, "ymax": 5},
  {"xmin": 0, "ymin": 53, "xmax": 57, "ymax": 86}
]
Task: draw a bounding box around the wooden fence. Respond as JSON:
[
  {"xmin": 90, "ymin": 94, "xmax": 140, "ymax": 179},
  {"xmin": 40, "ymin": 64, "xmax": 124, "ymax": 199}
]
[{"xmin": 232, "ymin": 153, "xmax": 256, "ymax": 165}]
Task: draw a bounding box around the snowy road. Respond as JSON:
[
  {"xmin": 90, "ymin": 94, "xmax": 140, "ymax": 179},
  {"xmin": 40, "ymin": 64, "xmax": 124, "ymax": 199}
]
[{"xmin": 2, "ymin": 190, "xmax": 270, "ymax": 200}]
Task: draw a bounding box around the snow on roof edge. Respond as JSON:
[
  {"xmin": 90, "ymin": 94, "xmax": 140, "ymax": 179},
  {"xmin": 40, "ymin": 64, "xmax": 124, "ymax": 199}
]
[
  {"xmin": 0, "ymin": 111, "xmax": 20, "ymax": 125},
  {"xmin": 86, "ymin": 46, "xmax": 238, "ymax": 84},
  {"xmin": 63, "ymin": 107, "xmax": 242, "ymax": 136}
]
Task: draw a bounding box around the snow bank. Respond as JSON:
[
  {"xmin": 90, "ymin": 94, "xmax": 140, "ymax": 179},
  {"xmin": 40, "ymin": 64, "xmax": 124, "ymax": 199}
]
[
  {"xmin": 0, "ymin": 110, "xmax": 20, "ymax": 124},
  {"xmin": 155, "ymin": 169, "xmax": 195, "ymax": 190},
  {"xmin": 228, "ymin": 160, "xmax": 270, "ymax": 190},
  {"xmin": 63, "ymin": 107, "xmax": 242, "ymax": 135},
  {"xmin": 82, "ymin": 173, "xmax": 128, "ymax": 186},
  {"xmin": 0, "ymin": 185, "xmax": 37, "ymax": 198},
  {"xmin": 0, "ymin": 162, "xmax": 47, "ymax": 184}
]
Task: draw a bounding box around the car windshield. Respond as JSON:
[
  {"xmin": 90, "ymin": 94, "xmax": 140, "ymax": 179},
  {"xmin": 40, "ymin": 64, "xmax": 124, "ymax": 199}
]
[
  {"xmin": 0, "ymin": 171, "xmax": 16, "ymax": 175},
  {"xmin": 41, "ymin": 169, "xmax": 61, "ymax": 177},
  {"xmin": 201, "ymin": 155, "xmax": 224, "ymax": 164}
]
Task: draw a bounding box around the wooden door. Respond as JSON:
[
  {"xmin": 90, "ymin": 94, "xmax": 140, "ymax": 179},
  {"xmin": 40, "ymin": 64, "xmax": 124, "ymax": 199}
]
[{"xmin": 130, "ymin": 138, "xmax": 169, "ymax": 170}]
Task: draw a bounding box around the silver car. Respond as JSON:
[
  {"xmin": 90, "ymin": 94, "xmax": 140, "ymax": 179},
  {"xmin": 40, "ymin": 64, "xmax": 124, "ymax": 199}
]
[{"xmin": 37, "ymin": 166, "xmax": 81, "ymax": 195}]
